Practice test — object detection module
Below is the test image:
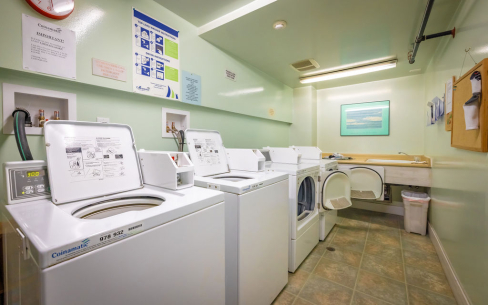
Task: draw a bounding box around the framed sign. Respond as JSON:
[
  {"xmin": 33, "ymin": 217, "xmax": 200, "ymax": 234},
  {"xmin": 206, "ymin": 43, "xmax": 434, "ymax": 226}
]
[{"xmin": 341, "ymin": 101, "xmax": 390, "ymax": 136}]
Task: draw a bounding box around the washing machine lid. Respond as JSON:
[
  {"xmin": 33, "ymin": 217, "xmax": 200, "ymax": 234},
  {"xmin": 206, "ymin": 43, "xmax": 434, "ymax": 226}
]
[
  {"xmin": 291, "ymin": 146, "xmax": 322, "ymax": 160},
  {"xmin": 321, "ymin": 171, "xmax": 352, "ymax": 210},
  {"xmin": 44, "ymin": 121, "xmax": 143, "ymax": 204},
  {"xmin": 185, "ymin": 129, "xmax": 229, "ymax": 177}
]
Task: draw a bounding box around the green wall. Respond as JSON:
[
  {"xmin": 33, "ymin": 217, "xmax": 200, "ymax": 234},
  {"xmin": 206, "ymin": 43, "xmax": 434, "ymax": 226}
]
[
  {"xmin": 0, "ymin": 0, "xmax": 293, "ymax": 189},
  {"xmin": 423, "ymin": 1, "xmax": 488, "ymax": 303},
  {"xmin": 289, "ymin": 86, "xmax": 317, "ymax": 146},
  {"xmin": 0, "ymin": 67, "xmax": 290, "ymax": 188},
  {"xmin": 0, "ymin": 0, "xmax": 293, "ymax": 122},
  {"xmin": 316, "ymin": 74, "xmax": 426, "ymax": 155}
]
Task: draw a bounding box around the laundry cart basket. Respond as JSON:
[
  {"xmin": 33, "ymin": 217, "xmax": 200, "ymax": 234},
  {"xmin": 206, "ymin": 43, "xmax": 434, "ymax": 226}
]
[{"xmin": 402, "ymin": 190, "xmax": 430, "ymax": 235}]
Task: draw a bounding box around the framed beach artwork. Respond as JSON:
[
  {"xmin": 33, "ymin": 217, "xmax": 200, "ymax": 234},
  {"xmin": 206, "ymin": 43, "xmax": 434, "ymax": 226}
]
[{"xmin": 340, "ymin": 101, "xmax": 390, "ymax": 136}]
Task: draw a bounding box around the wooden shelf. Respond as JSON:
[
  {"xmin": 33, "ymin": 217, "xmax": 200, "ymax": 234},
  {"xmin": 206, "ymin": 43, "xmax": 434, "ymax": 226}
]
[{"xmin": 451, "ymin": 58, "xmax": 488, "ymax": 152}]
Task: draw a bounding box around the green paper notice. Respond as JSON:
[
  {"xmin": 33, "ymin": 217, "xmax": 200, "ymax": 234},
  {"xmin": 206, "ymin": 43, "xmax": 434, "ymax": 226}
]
[
  {"xmin": 166, "ymin": 66, "xmax": 179, "ymax": 82},
  {"xmin": 165, "ymin": 39, "xmax": 179, "ymax": 59}
]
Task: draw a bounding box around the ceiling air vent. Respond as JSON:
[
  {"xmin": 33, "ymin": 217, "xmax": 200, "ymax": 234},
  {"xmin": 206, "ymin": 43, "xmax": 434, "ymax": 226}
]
[{"xmin": 290, "ymin": 59, "xmax": 320, "ymax": 72}]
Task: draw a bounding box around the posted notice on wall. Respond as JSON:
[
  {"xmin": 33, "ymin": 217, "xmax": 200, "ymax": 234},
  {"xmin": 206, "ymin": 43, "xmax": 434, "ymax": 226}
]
[
  {"xmin": 22, "ymin": 14, "xmax": 76, "ymax": 79},
  {"xmin": 182, "ymin": 71, "xmax": 201, "ymax": 105},
  {"xmin": 132, "ymin": 8, "xmax": 180, "ymax": 100}
]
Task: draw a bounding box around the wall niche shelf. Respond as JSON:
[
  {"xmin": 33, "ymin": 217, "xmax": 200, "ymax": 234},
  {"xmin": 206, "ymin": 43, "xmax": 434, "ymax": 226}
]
[{"xmin": 2, "ymin": 83, "xmax": 77, "ymax": 135}]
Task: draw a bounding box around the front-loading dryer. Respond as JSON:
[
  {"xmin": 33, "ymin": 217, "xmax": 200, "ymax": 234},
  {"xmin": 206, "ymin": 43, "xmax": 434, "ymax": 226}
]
[
  {"xmin": 264, "ymin": 147, "xmax": 320, "ymax": 273},
  {"xmin": 292, "ymin": 146, "xmax": 352, "ymax": 241}
]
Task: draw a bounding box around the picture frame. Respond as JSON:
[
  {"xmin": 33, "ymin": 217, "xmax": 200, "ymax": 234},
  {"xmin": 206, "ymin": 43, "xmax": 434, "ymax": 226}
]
[{"xmin": 340, "ymin": 100, "xmax": 390, "ymax": 136}]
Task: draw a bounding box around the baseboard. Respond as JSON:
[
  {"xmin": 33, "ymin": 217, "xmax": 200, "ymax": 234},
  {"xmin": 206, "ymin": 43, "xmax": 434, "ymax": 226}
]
[
  {"xmin": 351, "ymin": 200, "xmax": 404, "ymax": 216},
  {"xmin": 428, "ymin": 222, "xmax": 471, "ymax": 305}
]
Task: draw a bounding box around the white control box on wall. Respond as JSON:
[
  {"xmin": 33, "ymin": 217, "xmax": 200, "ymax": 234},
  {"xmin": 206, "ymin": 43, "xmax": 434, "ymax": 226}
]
[
  {"xmin": 162, "ymin": 108, "xmax": 190, "ymax": 138},
  {"xmin": 2, "ymin": 83, "xmax": 77, "ymax": 135}
]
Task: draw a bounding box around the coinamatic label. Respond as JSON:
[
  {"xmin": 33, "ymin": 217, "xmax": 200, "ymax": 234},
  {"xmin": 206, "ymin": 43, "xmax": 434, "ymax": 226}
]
[{"xmin": 47, "ymin": 222, "xmax": 144, "ymax": 266}]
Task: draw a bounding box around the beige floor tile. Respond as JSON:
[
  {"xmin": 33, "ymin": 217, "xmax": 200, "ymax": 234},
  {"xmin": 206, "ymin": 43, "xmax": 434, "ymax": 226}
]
[
  {"xmin": 341, "ymin": 218, "xmax": 371, "ymax": 229},
  {"xmin": 402, "ymin": 238, "xmax": 437, "ymax": 255},
  {"xmin": 369, "ymin": 223, "xmax": 401, "ymax": 236},
  {"xmin": 407, "ymin": 285, "xmax": 457, "ymax": 305},
  {"xmin": 352, "ymin": 292, "xmax": 393, "ymax": 305},
  {"xmin": 364, "ymin": 240, "xmax": 403, "ymax": 262},
  {"xmin": 299, "ymin": 253, "xmax": 322, "ymax": 273},
  {"xmin": 371, "ymin": 214, "xmax": 401, "ymax": 228},
  {"xmin": 284, "ymin": 269, "xmax": 310, "ymax": 295},
  {"xmin": 361, "ymin": 254, "xmax": 405, "ymax": 282},
  {"xmin": 367, "ymin": 231, "xmax": 401, "ymax": 248},
  {"xmin": 310, "ymin": 240, "xmax": 330, "ymax": 256},
  {"xmin": 274, "ymin": 209, "xmax": 458, "ymax": 305},
  {"xmin": 400, "ymin": 230, "xmax": 431, "ymax": 244},
  {"xmin": 314, "ymin": 257, "xmax": 359, "ymax": 288},
  {"xmin": 336, "ymin": 226, "xmax": 368, "ymax": 241},
  {"xmin": 299, "ymin": 274, "xmax": 353, "ymax": 305},
  {"xmin": 331, "ymin": 233, "xmax": 366, "ymax": 252},
  {"xmin": 339, "ymin": 209, "xmax": 373, "ymax": 222},
  {"xmin": 323, "ymin": 246, "xmax": 363, "ymax": 267},
  {"xmin": 323, "ymin": 229, "xmax": 337, "ymax": 245},
  {"xmin": 293, "ymin": 297, "xmax": 315, "ymax": 305},
  {"xmin": 405, "ymin": 265, "xmax": 454, "ymax": 298},
  {"xmin": 403, "ymin": 249, "xmax": 444, "ymax": 274},
  {"xmin": 272, "ymin": 290, "xmax": 296, "ymax": 305},
  {"xmin": 356, "ymin": 270, "xmax": 407, "ymax": 305}
]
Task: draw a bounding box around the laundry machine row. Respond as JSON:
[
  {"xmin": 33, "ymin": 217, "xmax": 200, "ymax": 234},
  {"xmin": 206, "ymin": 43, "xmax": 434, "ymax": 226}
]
[
  {"xmin": 182, "ymin": 129, "xmax": 290, "ymax": 305},
  {"xmin": 2, "ymin": 121, "xmax": 226, "ymax": 305},
  {"xmin": 263, "ymin": 146, "xmax": 385, "ymax": 272}
]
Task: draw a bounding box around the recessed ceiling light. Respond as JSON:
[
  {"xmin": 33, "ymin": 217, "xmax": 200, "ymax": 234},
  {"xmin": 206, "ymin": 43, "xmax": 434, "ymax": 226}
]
[
  {"xmin": 273, "ymin": 21, "xmax": 287, "ymax": 30},
  {"xmin": 409, "ymin": 68, "xmax": 422, "ymax": 73}
]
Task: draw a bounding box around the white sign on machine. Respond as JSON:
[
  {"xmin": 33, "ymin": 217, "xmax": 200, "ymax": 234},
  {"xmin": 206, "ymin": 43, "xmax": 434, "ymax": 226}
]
[
  {"xmin": 132, "ymin": 8, "xmax": 180, "ymax": 100},
  {"xmin": 48, "ymin": 221, "xmax": 145, "ymax": 267},
  {"xmin": 22, "ymin": 14, "xmax": 76, "ymax": 79}
]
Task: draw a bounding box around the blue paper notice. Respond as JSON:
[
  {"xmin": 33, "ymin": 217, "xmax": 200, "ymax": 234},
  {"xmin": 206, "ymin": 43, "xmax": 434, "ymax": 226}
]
[{"xmin": 182, "ymin": 71, "xmax": 201, "ymax": 105}]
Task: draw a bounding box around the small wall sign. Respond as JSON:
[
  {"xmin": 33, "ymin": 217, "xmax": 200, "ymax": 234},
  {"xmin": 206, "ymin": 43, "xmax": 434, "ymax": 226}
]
[{"xmin": 92, "ymin": 58, "xmax": 127, "ymax": 82}]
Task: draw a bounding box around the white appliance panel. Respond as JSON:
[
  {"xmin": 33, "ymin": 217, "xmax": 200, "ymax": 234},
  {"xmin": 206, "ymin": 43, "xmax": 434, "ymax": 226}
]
[
  {"xmin": 40, "ymin": 203, "xmax": 225, "ymax": 305},
  {"xmin": 238, "ymin": 180, "xmax": 289, "ymax": 305}
]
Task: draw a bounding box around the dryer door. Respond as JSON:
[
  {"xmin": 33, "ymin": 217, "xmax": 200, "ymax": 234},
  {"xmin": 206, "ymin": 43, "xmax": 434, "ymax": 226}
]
[
  {"xmin": 321, "ymin": 171, "xmax": 352, "ymax": 210},
  {"xmin": 348, "ymin": 167, "xmax": 384, "ymax": 200},
  {"xmin": 297, "ymin": 176, "xmax": 316, "ymax": 223}
]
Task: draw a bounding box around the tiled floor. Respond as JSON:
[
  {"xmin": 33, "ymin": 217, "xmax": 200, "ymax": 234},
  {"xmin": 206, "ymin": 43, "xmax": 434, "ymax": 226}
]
[{"xmin": 273, "ymin": 208, "xmax": 458, "ymax": 305}]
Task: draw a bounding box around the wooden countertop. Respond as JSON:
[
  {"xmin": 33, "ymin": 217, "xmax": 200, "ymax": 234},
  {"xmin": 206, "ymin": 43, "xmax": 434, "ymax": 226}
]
[{"xmin": 321, "ymin": 153, "xmax": 432, "ymax": 168}]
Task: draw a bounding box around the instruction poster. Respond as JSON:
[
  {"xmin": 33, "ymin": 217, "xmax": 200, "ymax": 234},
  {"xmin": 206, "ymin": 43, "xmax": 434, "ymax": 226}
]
[
  {"xmin": 22, "ymin": 14, "xmax": 76, "ymax": 79},
  {"xmin": 132, "ymin": 8, "xmax": 180, "ymax": 100},
  {"xmin": 65, "ymin": 137, "xmax": 126, "ymax": 182},
  {"xmin": 182, "ymin": 71, "xmax": 201, "ymax": 105}
]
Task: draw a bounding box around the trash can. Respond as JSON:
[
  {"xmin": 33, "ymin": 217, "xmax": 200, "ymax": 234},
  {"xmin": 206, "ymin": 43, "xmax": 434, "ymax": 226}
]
[{"xmin": 401, "ymin": 190, "xmax": 430, "ymax": 235}]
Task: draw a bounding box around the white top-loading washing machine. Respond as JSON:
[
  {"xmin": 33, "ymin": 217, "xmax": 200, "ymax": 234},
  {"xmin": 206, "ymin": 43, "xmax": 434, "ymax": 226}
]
[
  {"xmin": 264, "ymin": 147, "xmax": 320, "ymax": 273},
  {"xmin": 186, "ymin": 129, "xmax": 290, "ymax": 305},
  {"xmin": 1, "ymin": 121, "xmax": 226, "ymax": 305},
  {"xmin": 292, "ymin": 146, "xmax": 352, "ymax": 241}
]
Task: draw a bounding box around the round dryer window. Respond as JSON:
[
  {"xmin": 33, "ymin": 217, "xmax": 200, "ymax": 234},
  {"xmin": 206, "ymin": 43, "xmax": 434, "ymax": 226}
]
[{"xmin": 297, "ymin": 176, "xmax": 315, "ymax": 221}]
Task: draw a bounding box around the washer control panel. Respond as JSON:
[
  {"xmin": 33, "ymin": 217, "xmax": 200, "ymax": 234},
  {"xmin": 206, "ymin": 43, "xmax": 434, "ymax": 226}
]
[{"xmin": 4, "ymin": 161, "xmax": 51, "ymax": 204}]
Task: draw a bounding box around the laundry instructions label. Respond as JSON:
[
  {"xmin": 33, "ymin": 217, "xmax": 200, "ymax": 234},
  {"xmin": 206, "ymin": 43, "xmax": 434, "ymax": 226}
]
[
  {"xmin": 132, "ymin": 8, "xmax": 180, "ymax": 100},
  {"xmin": 64, "ymin": 137, "xmax": 125, "ymax": 182}
]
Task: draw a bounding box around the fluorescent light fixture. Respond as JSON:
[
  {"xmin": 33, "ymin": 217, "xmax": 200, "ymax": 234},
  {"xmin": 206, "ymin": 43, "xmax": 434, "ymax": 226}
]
[
  {"xmin": 345, "ymin": 105, "xmax": 389, "ymax": 112},
  {"xmin": 273, "ymin": 21, "xmax": 287, "ymax": 30},
  {"xmin": 327, "ymin": 89, "xmax": 391, "ymax": 101},
  {"xmin": 218, "ymin": 87, "xmax": 264, "ymax": 97},
  {"xmin": 300, "ymin": 59, "xmax": 397, "ymax": 84}
]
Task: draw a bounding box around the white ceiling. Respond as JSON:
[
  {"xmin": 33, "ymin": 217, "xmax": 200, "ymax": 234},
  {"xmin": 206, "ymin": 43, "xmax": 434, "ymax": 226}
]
[
  {"xmin": 198, "ymin": 0, "xmax": 462, "ymax": 89},
  {"xmin": 154, "ymin": 0, "xmax": 462, "ymax": 89},
  {"xmin": 154, "ymin": 0, "xmax": 256, "ymax": 26}
]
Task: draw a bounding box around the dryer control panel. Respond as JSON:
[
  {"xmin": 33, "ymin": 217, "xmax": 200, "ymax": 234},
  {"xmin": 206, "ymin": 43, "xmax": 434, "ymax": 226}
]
[{"xmin": 4, "ymin": 161, "xmax": 51, "ymax": 204}]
